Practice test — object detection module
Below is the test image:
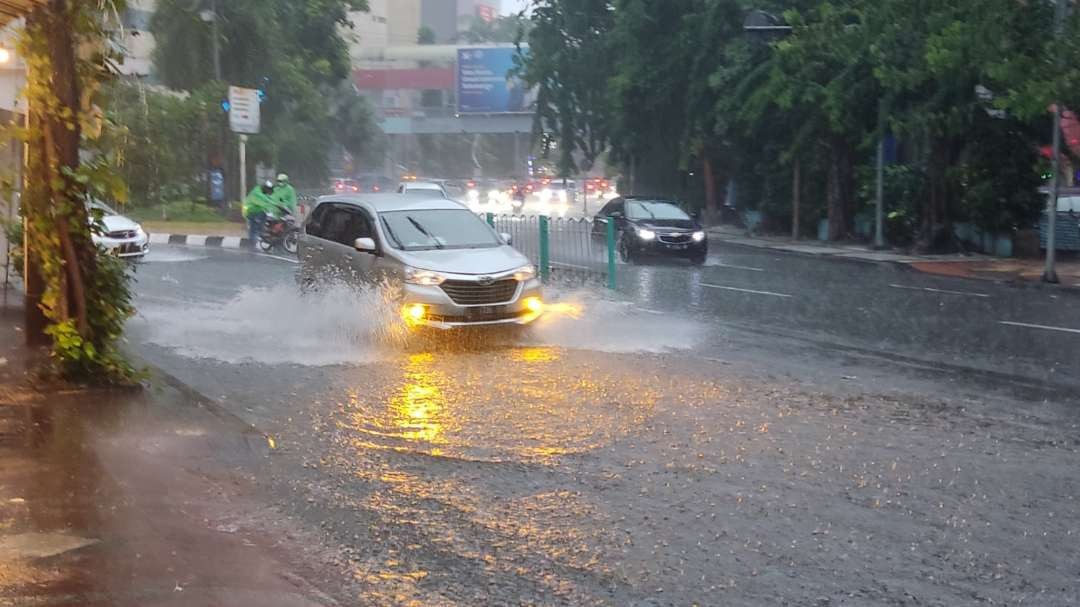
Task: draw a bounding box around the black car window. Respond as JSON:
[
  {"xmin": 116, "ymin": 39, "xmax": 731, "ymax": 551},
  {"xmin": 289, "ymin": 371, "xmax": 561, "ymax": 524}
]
[
  {"xmin": 306, "ymin": 204, "xmax": 332, "ymax": 239},
  {"xmin": 324, "ymin": 207, "xmax": 374, "ymax": 247},
  {"xmin": 607, "ymin": 199, "xmax": 625, "ymax": 216}
]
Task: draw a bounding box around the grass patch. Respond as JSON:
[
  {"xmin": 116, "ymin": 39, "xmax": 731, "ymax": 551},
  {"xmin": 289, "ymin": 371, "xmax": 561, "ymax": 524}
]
[{"xmin": 127, "ymin": 200, "xmax": 238, "ymax": 223}]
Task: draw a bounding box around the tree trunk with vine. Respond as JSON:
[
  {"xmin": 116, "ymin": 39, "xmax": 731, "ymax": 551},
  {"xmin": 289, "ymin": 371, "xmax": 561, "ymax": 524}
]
[{"xmin": 20, "ymin": 0, "xmax": 136, "ymax": 381}]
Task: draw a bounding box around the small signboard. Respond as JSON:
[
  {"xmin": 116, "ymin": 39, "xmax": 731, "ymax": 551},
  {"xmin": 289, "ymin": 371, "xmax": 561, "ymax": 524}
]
[{"xmin": 228, "ymin": 86, "xmax": 260, "ymax": 134}]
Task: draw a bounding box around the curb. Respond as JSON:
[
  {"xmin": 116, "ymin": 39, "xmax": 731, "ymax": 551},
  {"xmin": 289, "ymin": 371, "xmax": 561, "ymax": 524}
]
[
  {"xmin": 708, "ymin": 229, "xmax": 1080, "ymax": 293},
  {"xmin": 149, "ymin": 232, "xmax": 251, "ymax": 249}
]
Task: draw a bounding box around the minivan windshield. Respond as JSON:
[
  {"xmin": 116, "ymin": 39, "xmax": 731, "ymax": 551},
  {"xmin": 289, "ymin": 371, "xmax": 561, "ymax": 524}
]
[
  {"xmin": 379, "ymin": 209, "xmax": 501, "ymax": 251},
  {"xmin": 626, "ymin": 200, "xmax": 690, "ymax": 220}
]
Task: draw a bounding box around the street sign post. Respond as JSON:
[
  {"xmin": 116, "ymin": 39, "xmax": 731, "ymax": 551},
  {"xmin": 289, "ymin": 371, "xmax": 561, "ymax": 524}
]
[
  {"xmin": 228, "ymin": 86, "xmax": 260, "ymax": 134},
  {"xmin": 228, "ymin": 86, "xmax": 259, "ymax": 204}
]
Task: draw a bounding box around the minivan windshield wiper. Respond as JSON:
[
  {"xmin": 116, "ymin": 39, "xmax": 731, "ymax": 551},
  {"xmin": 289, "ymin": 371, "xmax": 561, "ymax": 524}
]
[
  {"xmin": 380, "ymin": 216, "xmax": 404, "ymax": 249},
  {"xmin": 407, "ymin": 216, "xmax": 444, "ymax": 249}
]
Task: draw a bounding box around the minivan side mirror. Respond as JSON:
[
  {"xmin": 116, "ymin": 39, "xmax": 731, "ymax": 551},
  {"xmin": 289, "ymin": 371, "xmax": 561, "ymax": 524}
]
[
  {"xmin": 354, "ymin": 237, "xmax": 376, "ymax": 253},
  {"xmin": 500, "ymin": 232, "xmax": 513, "ymax": 245}
]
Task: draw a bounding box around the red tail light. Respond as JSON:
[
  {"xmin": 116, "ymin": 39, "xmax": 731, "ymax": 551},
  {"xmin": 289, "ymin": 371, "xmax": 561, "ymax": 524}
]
[
  {"xmin": 467, "ymin": 181, "xmax": 477, "ymax": 188},
  {"xmin": 351, "ymin": 186, "xmax": 359, "ymax": 192},
  {"xmin": 372, "ymin": 186, "xmax": 381, "ymax": 192}
]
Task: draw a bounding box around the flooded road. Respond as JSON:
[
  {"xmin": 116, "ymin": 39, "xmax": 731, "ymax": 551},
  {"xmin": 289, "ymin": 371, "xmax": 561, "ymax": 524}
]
[{"xmin": 122, "ymin": 246, "xmax": 1080, "ymax": 605}]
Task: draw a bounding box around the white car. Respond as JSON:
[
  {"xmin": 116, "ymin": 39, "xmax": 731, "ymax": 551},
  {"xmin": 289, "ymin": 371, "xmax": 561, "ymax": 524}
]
[
  {"xmin": 88, "ymin": 200, "xmax": 150, "ymax": 259},
  {"xmin": 397, "ymin": 181, "xmax": 450, "ymax": 199}
]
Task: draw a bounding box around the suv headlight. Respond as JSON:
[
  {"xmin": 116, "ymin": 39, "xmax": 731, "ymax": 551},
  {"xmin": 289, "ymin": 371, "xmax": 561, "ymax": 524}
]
[
  {"xmin": 512, "ymin": 265, "xmax": 536, "ymax": 282},
  {"xmin": 692, "ymin": 231, "xmax": 706, "ymax": 242},
  {"xmin": 637, "ymin": 228, "xmax": 656, "ymax": 241},
  {"xmin": 404, "ymin": 267, "xmax": 446, "ymax": 286}
]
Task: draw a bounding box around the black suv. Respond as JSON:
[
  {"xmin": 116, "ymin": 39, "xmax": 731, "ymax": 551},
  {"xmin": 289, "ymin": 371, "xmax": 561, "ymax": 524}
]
[{"xmin": 592, "ymin": 197, "xmax": 708, "ymax": 264}]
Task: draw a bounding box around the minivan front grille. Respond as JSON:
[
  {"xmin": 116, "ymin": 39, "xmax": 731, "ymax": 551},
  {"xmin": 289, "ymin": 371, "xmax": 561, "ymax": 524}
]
[{"xmin": 440, "ymin": 279, "xmax": 519, "ymax": 305}]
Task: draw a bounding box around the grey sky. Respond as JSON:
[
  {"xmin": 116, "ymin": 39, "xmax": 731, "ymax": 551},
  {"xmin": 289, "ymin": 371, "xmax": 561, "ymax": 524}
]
[{"xmin": 502, "ymin": 0, "xmax": 531, "ymax": 15}]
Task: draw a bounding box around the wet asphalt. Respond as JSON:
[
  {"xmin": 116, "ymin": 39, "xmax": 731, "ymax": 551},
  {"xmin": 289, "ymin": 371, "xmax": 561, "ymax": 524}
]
[{"xmin": 122, "ymin": 244, "xmax": 1080, "ymax": 606}]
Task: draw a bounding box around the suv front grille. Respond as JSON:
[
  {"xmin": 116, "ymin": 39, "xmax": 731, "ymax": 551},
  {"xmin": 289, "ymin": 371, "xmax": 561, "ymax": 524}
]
[
  {"xmin": 440, "ymin": 279, "xmax": 519, "ymax": 305},
  {"xmin": 107, "ymin": 230, "xmax": 138, "ymax": 239}
]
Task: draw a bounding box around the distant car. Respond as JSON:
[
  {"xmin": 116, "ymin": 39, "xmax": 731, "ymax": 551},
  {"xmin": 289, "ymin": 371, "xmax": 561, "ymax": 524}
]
[
  {"xmin": 87, "ymin": 200, "xmax": 150, "ymax": 259},
  {"xmin": 331, "ymin": 178, "xmax": 362, "ymax": 193},
  {"xmin": 356, "ymin": 175, "xmax": 395, "ymax": 193},
  {"xmin": 398, "ymin": 181, "xmax": 450, "ymax": 198},
  {"xmin": 592, "ymin": 197, "xmax": 707, "ymax": 265}
]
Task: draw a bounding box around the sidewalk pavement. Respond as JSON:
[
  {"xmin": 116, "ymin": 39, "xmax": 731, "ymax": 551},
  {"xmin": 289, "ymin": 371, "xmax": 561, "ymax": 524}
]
[
  {"xmin": 707, "ymin": 225, "xmax": 1080, "ymax": 288},
  {"xmin": 0, "ymin": 302, "xmax": 347, "ymax": 606}
]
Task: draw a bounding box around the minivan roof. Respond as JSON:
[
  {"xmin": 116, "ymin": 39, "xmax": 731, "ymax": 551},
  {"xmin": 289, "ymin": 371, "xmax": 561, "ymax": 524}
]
[{"xmin": 316, "ymin": 193, "xmax": 465, "ymax": 213}]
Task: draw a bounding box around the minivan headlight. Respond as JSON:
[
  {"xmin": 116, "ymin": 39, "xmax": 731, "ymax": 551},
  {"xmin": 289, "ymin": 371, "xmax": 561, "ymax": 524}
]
[
  {"xmin": 404, "ymin": 267, "xmax": 446, "ymax": 286},
  {"xmin": 637, "ymin": 228, "xmax": 656, "ymax": 241},
  {"xmin": 692, "ymin": 231, "xmax": 706, "ymax": 242},
  {"xmin": 512, "ymin": 265, "xmax": 536, "ymax": 282}
]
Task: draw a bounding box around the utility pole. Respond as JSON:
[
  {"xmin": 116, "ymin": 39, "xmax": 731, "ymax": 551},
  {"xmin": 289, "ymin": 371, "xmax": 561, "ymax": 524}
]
[
  {"xmin": 1044, "ymin": 0, "xmax": 1066, "ymax": 284},
  {"xmin": 792, "ymin": 158, "xmax": 801, "ymax": 240},
  {"xmin": 209, "ymin": 0, "xmax": 221, "ymax": 81},
  {"xmin": 872, "ymin": 96, "xmax": 889, "ymax": 249}
]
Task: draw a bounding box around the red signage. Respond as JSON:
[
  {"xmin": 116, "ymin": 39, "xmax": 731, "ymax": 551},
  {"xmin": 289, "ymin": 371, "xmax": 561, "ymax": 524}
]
[{"xmin": 476, "ymin": 4, "xmax": 496, "ymax": 23}]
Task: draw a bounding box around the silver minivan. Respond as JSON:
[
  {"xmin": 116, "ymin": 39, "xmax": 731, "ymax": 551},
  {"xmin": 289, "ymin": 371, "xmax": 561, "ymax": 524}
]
[{"xmin": 298, "ymin": 194, "xmax": 544, "ymax": 329}]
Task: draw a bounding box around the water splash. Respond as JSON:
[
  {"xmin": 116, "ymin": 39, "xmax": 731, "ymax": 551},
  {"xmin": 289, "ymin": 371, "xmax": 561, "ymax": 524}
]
[
  {"xmin": 135, "ymin": 282, "xmax": 404, "ymax": 365},
  {"xmin": 134, "ymin": 282, "xmax": 701, "ymax": 366}
]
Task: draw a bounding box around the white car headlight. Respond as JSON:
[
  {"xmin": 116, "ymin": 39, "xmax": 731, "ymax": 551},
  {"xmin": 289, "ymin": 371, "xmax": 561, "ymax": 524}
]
[
  {"xmin": 637, "ymin": 228, "xmax": 656, "ymax": 241},
  {"xmin": 404, "ymin": 266, "xmax": 446, "ymax": 286},
  {"xmin": 692, "ymin": 231, "xmax": 706, "ymax": 242},
  {"xmin": 467, "ymin": 189, "xmax": 480, "ymax": 200},
  {"xmin": 512, "ymin": 265, "xmax": 536, "ymax": 282}
]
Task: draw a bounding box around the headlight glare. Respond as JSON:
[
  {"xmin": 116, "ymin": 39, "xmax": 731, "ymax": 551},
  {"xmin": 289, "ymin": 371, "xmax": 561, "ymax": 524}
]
[
  {"xmin": 512, "ymin": 265, "xmax": 536, "ymax": 282},
  {"xmin": 404, "ymin": 266, "xmax": 446, "ymax": 286},
  {"xmin": 692, "ymin": 231, "xmax": 706, "ymax": 242},
  {"xmin": 637, "ymin": 228, "xmax": 656, "ymax": 241}
]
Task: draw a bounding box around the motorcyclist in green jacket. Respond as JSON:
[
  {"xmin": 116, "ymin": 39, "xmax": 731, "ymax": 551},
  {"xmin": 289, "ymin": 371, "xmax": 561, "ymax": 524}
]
[
  {"xmin": 244, "ymin": 180, "xmax": 275, "ymax": 248},
  {"xmin": 271, "ymin": 173, "xmax": 298, "ymax": 215}
]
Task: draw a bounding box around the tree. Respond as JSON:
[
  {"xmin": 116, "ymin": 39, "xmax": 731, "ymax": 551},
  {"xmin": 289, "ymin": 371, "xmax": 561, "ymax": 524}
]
[
  {"xmin": 458, "ymin": 14, "xmax": 532, "ymax": 44},
  {"xmin": 417, "ymin": 26, "xmax": 437, "ymax": 45},
  {"xmin": 331, "ymin": 84, "xmax": 386, "ymax": 169},
  {"xmin": 19, "ymin": 0, "xmax": 136, "ymax": 380},
  {"xmin": 149, "ymin": 0, "xmax": 372, "ymax": 187}
]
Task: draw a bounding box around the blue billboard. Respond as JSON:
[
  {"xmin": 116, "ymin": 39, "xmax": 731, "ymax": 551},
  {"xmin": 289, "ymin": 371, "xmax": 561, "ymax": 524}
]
[{"xmin": 457, "ymin": 47, "xmax": 534, "ymax": 114}]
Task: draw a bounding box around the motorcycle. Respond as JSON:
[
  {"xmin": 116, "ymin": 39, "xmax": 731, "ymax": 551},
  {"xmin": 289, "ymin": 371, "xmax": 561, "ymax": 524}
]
[{"xmin": 259, "ymin": 207, "xmax": 300, "ymax": 255}]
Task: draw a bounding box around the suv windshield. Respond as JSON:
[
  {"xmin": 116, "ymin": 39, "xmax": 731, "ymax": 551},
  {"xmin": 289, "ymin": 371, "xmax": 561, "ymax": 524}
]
[
  {"xmin": 379, "ymin": 209, "xmax": 500, "ymax": 251},
  {"xmin": 626, "ymin": 200, "xmax": 690, "ymax": 220}
]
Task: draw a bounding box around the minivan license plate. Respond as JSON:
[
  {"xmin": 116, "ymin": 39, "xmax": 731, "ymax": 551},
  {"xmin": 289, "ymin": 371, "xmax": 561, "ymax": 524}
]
[{"xmin": 468, "ymin": 306, "xmax": 498, "ymax": 319}]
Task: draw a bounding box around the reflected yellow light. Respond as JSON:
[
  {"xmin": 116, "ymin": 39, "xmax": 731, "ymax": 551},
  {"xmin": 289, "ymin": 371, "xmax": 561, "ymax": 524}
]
[
  {"xmin": 388, "ymin": 353, "xmax": 446, "ymax": 444},
  {"xmin": 543, "ymin": 302, "xmax": 583, "ymax": 319},
  {"xmin": 511, "ymin": 347, "xmax": 560, "ymax": 363}
]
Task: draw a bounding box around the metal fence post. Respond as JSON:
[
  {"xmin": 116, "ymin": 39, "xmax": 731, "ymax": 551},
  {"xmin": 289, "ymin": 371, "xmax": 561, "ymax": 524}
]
[
  {"xmin": 606, "ymin": 219, "xmax": 617, "ymax": 290},
  {"xmin": 538, "ymin": 215, "xmax": 550, "ymax": 282},
  {"xmin": 486, "ymin": 212, "xmax": 494, "ymax": 227}
]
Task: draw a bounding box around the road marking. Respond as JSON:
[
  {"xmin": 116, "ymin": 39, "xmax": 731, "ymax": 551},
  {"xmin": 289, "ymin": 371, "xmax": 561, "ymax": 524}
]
[
  {"xmin": 186, "ymin": 235, "xmax": 208, "ymax": 247},
  {"xmin": 999, "ymin": 321, "xmax": 1080, "ymax": 335},
  {"xmin": 551, "ymin": 261, "xmax": 593, "ymax": 271},
  {"xmin": 710, "ymin": 262, "xmax": 765, "ymax": 272},
  {"xmin": 221, "ymin": 236, "xmax": 243, "ymax": 249},
  {"xmin": 149, "ymin": 233, "xmax": 170, "ymax": 245},
  {"xmin": 256, "ymin": 253, "xmax": 299, "ymax": 264},
  {"xmin": 888, "ymin": 284, "xmax": 990, "ymax": 298},
  {"xmin": 700, "ymin": 283, "xmax": 792, "ymax": 298}
]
